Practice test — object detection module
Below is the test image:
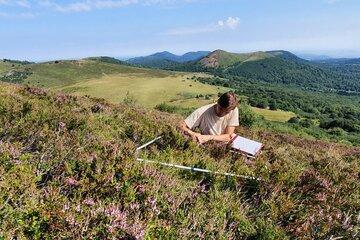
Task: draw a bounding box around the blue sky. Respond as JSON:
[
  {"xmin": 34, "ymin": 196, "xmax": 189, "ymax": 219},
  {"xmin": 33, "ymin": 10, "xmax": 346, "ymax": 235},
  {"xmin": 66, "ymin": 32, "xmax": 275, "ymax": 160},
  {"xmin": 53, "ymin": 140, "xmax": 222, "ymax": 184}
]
[{"xmin": 1, "ymin": 0, "xmax": 359, "ymax": 61}]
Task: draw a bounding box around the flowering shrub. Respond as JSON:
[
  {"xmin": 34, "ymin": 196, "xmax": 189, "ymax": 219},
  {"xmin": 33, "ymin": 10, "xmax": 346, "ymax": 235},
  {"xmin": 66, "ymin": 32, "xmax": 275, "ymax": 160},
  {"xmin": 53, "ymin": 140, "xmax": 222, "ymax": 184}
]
[{"xmin": 0, "ymin": 82, "xmax": 359, "ymax": 239}]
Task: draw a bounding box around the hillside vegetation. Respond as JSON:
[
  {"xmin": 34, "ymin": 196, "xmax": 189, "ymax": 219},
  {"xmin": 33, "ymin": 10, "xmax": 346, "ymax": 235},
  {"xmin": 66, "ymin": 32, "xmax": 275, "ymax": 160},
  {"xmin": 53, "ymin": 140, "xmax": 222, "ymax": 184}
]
[
  {"xmin": 128, "ymin": 50, "xmax": 360, "ymax": 93},
  {"xmin": 1, "ymin": 82, "xmax": 359, "ymax": 239},
  {"xmin": 199, "ymin": 50, "xmax": 273, "ymax": 68},
  {"xmin": 1, "ymin": 59, "xmax": 175, "ymax": 88},
  {"xmin": 0, "ymin": 58, "xmax": 225, "ymax": 107}
]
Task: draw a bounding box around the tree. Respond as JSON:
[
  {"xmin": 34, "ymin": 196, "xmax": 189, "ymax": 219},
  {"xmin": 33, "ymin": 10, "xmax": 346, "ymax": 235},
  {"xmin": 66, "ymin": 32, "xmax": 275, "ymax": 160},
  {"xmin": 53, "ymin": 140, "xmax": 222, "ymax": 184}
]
[
  {"xmin": 269, "ymin": 100, "xmax": 278, "ymax": 110},
  {"xmin": 288, "ymin": 117, "xmax": 300, "ymax": 124}
]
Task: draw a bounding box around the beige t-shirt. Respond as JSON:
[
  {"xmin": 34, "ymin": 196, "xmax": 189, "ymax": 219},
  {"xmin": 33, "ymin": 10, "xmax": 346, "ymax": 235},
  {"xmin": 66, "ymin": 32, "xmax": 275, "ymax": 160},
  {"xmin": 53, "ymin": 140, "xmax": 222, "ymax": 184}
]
[{"xmin": 185, "ymin": 103, "xmax": 239, "ymax": 135}]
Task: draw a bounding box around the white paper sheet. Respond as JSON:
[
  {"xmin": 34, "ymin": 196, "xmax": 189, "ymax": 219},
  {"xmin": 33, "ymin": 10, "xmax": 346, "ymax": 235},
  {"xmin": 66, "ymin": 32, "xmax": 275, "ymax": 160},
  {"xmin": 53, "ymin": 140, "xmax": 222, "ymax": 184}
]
[{"xmin": 231, "ymin": 135, "xmax": 263, "ymax": 156}]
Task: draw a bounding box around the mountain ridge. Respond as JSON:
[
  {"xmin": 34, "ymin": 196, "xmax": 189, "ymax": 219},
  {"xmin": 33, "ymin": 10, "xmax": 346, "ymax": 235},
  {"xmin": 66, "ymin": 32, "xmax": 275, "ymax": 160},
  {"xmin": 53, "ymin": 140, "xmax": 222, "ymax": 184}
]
[{"xmin": 127, "ymin": 51, "xmax": 211, "ymax": 66}]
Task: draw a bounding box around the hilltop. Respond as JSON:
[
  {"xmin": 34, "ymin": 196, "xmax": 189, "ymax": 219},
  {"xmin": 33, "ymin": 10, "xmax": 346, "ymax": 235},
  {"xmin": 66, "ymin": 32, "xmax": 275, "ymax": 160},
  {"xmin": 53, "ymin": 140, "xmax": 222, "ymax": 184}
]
[
  {"xmin": 0, "ymin": 82, "xmax": 359, "ymax": 239},
  {"xmin": 199, "ymin": 49, "xmax": 274, "ymax": 68},
  {"xmin": 127, "ymin": 51, "xmax": 210, "ymax": 67}
]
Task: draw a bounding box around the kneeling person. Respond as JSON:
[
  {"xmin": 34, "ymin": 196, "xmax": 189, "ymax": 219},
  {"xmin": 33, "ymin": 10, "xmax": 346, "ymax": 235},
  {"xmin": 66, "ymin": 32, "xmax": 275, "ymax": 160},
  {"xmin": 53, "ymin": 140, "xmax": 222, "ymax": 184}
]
[{"xmin": 179, "ymin": 92, "xmax": 239, "ymax": 144}]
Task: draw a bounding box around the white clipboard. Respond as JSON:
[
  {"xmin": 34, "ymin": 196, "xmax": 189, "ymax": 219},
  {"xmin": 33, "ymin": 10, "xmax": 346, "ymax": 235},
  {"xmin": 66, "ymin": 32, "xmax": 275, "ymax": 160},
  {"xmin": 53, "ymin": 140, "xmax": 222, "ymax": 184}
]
[{"xmin": 229, "ymin": 135, "xmax": 263, "ymax": 157}]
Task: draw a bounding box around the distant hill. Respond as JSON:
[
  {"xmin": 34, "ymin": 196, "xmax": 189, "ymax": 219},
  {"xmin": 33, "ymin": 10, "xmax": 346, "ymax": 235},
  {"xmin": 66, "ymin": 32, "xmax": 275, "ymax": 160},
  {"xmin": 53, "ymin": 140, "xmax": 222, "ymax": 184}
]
[
  {"xmin": 126, "ymin": 51, "xmax": 210, "ymax": 67},
  {"xmin": 0, "ymin": 58, "xmax": 147, "ymax": 87},
  {"xmin": 124, "ymin": 49, "xmax": 360, "ymax": 93},
  {"xmin": 296, "ymin": 53, "xmax": 332, "ymax": 61},
  {"xmin": 84, "ymin": 56, "xmax": 127, "ymax": 65},
  {"xmin": 166, "ymin": 49, "xmax": 360, "ymax": 93},
  {"xmin": 198, "ymin": 50, "xmax": 305, "ymax": 68},
  {"xmin": 199, "ymin": 50, "xmax": 270, "ymax": 68},
  {"xmin": 315, "ymin": 58, "xmax": 360, "ymax": 65}
]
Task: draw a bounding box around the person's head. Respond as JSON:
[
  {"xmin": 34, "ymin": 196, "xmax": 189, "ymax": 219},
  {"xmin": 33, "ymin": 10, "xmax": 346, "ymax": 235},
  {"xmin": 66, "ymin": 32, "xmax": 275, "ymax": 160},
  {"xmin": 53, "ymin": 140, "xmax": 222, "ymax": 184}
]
[{"xmin": 215, "ymin": 91, "xmax": 238, "ymax": 117}]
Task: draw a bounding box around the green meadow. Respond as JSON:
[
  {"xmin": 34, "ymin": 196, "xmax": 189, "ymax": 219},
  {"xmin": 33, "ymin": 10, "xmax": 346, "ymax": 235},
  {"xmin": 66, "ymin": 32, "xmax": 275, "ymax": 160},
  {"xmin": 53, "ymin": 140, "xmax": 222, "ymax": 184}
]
[
  {"xmin": 56, "ymin": 71, "xmax": 224, "ymax": 107},
  {"xmin": 251, "ymin": 107, "xmax": 296, "ymax": 122}
]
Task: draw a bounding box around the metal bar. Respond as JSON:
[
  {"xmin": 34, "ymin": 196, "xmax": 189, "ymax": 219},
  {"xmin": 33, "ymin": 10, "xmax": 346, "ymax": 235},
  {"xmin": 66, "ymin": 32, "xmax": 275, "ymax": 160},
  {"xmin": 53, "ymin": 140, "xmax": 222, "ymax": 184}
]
[
  {"xmin": 136, "ymin": 158, "xmax": 261, "ymax": 181},
  {"xmin": 136, "ymin": 136, "xmax": 162, "ymax": 151}
]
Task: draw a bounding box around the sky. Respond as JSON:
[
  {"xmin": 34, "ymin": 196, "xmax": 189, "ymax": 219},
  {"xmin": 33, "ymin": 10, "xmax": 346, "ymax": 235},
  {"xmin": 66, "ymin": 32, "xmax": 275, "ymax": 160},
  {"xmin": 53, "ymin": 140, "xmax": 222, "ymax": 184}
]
[{"xmin": 1, "ymin": 0, "xmax": 360, "ymax": 61}]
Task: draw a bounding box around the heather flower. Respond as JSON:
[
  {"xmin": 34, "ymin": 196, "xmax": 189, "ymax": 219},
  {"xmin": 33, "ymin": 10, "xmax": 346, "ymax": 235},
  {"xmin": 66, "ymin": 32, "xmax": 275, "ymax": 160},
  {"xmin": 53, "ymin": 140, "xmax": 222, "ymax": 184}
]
[
  {"xmin": 130, "ymin": 203, "xmax": 140, "ymax": 211},
  {"xmin": 13, "ymin": 160, "xmax": 21, "ymax": 165},
  {"xmin": 105, "ymin": 205, "xmax": 126, "ymax": 223},
  {"xmin": 83, "ymin": 198, "xmax": 95, "ymax": 206},
  {"xmin": 63, "ymin": 203, "xmax": 70, "ymax": 212},
  {"xmin": 315, "ymin": 192, "xmax": 327, "ymax": 202},
  {"xmin": 197, "ymin": 231, "xmax": 205, "ymax": 239},
  {"xmin": 147, "ymin": 197, "xmax": 160, "ymax": 216},
  {"xmin": 76, "ymin": 204, "xmax": 81, "ymax": 212},
  {"xmin": 135, "ymin": 184, "xmax": 145, "ymax": 194},
  {"xmin": 66, "ymin": 215, "xmax": 77, "ymax": 226},
  {"xmin": 65, "ymin": 177, "xmax": 78, "ymax": 186},
  {"xmin": 229, "ymin": 221, "xmax": 237, "ymax": 230},
  {"xmin": 8, "ymin": 145, "xmax": 20, "ymax": 158},
  {"xmin": 58, "ymin": 121, "xmax": 66, "ymax": 131},
  {"xmin": 115, "ymin": 183, "xmax": 121, "ymax": 191}
]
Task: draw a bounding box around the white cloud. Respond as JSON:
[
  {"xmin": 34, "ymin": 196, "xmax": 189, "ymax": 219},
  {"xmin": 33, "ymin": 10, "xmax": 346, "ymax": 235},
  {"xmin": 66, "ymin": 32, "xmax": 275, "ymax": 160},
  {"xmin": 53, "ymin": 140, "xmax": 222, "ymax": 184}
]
[
  {"xmin": 163, "ymin": 16, "xmax": 240, "ymax": 36},
  {"xmin": 0, "ymin": 0, "xmax": 31, "ymax": 7},
  {"xmin": 35, "ymin": 0, "xmax": 200, "ymax": 13},
  {"xmin": 0, "ymin": 11, "xmax": 36, "ymax": 18},
  {"xmin": 93, "ymin": 0, "xmax": 139, "ymax": 9},
  {"xmin": 324, "ymin": 0, "xmax": 343, "ymax": 3},
  {"xmin": 217, "ymin": 17, "xmax": 240, "ymax": 29}
]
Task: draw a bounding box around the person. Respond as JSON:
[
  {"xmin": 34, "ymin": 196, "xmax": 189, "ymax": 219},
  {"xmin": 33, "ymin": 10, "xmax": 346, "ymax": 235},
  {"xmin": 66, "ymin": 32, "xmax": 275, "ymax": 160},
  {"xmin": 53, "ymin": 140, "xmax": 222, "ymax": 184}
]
[{"xmin": 179, "ymin": 91, "xmax": 239, "ymax": 144}]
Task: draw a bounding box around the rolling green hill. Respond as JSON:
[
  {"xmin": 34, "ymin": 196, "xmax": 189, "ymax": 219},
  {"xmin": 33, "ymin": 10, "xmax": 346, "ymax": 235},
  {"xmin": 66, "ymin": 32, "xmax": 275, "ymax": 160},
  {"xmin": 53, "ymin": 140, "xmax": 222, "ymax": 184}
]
[
  {"xmin": 130, "ymin": 50, "xmax": 360, "ymax": 93},
  {"xmin": 198, "ymin": 50, "xmax": 360, "ymax": 93},
  {"xmin": 1, "ymin": 82, "xmax": 359, "ymax": 239},
  {"xmin": 199, "ymin": 49, "xmax": 273, "ymax": 68},
  {"xmin": 0, "ymin": 58, "xmax": 227, "ymax": 108},
  {"xmin": 18, "ymin": 59, "xmax": 168, "ymax": 88}
]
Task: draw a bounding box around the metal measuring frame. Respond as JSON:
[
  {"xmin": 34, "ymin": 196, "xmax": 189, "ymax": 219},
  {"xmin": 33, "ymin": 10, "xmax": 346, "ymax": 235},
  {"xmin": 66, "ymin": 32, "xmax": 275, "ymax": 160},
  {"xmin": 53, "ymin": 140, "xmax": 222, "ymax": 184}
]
[{"xmin": 135, "ymin": 136, "xmax": 261, "ymax": 181}]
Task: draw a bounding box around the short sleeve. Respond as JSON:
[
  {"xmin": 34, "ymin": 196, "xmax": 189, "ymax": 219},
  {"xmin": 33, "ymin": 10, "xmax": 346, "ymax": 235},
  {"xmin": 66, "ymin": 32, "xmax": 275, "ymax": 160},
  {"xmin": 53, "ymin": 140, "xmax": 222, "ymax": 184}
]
[
  {"xmin": 227, "ymin": 107, "xmax": 239, "ymax": 126},
  {"xmin": 184, "ymin": 108, "xmax": 202, "ymax": 129}
]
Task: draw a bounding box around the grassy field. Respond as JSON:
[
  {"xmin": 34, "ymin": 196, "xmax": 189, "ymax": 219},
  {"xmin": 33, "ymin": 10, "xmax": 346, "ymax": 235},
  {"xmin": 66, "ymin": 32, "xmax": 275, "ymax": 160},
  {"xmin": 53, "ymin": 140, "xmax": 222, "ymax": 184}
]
[
  {"xmin": 251, "ymin": 107, "xmax": 296, "ymax": 122},
  {"xmin": 56, "ymin": 72, "xmax": 225, "ymax": 107}
]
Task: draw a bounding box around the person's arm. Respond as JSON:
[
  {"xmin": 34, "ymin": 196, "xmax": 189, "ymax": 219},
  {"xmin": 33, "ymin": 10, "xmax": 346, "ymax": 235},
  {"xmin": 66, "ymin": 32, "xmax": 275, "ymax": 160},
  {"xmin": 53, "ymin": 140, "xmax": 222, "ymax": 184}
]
[
  {"xmin": 179, "ymin": 120, "xmax": 201, "ymax": 141},
  {"xmin": 196, "ymin": 126, "xmax": 236, "ymax": 144}
]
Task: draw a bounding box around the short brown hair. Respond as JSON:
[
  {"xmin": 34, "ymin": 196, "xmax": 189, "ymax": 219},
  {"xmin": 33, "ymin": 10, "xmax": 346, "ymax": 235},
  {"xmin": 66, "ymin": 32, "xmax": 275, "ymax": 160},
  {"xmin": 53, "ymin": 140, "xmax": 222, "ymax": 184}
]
[{"xmin": 217, "ymin": 91, "xmax": 238, "ymax": 109}]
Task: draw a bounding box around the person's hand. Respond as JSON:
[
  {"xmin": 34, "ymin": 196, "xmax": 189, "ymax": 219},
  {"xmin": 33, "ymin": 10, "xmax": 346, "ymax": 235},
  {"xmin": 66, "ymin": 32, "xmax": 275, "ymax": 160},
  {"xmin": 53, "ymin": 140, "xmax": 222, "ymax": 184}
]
[
  {"xmin": 191, "ymin": 132, "xmax": 201, "ymax": 142},
  {"xmin": 196, "ymin": 135, "xmax": 212, "ymax": 144}
]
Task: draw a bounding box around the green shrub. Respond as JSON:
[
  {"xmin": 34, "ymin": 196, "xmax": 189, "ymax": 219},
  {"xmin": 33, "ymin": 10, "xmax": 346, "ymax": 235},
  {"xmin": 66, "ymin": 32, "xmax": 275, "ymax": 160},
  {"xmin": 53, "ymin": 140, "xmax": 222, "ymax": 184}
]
[
  {"xmin": 122, "ymin": 91, "xmax": 137, "ymax": 105},
  {"xmin": 288, "ymin": 116, "xmax": 300, "ymax": 124},
  {"xmin": 238, "ymin": 103, "xmax": 258, "ymax": 127},
  {"xmin": 155, "ymin": 103, "xmax": 178, "ymax": 113}
]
